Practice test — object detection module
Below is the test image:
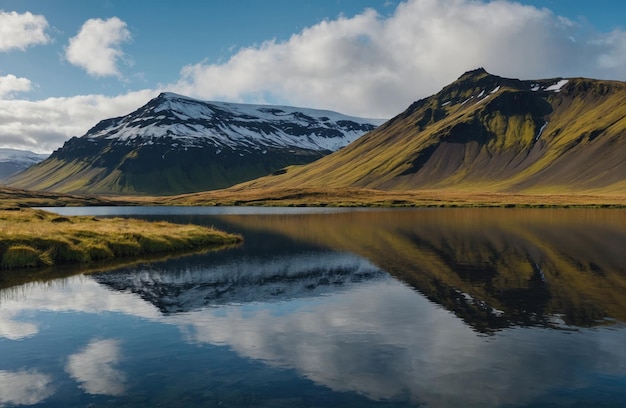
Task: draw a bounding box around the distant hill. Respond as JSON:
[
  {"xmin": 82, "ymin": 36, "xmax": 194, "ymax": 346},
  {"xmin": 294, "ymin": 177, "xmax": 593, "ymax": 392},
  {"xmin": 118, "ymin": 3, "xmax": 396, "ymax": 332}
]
[
  {"xmin": 241, "ymin": 69, "xmax": 626, "ymax": 194},
  {"xmin": 0, "ymin": 148, "xmax": 48, "ymax": 180},
  {"xmin": 5, "ymin": 93, "xmax": 383, "ymax": 195}
]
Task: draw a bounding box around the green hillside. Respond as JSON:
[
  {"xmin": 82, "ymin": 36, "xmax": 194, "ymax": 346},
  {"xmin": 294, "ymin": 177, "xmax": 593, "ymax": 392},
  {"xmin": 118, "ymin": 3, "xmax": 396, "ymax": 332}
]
[{"xmin": 5, "ymin": 142, "xmax": 318, "ymax": 195}]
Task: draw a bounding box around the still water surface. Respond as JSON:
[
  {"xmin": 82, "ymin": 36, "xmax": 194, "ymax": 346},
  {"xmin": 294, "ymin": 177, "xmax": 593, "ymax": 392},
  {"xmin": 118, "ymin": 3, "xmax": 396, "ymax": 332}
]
[{"xmin": 1, "ymin": 207, "xmax": 625, "ymax": 407}]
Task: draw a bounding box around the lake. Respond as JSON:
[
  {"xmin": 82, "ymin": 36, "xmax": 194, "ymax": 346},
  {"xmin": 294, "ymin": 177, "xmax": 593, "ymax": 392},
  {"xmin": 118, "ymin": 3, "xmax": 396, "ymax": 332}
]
[{"xmin": 1, "ymin": 207, "xmax": 625, "ymax": 407}]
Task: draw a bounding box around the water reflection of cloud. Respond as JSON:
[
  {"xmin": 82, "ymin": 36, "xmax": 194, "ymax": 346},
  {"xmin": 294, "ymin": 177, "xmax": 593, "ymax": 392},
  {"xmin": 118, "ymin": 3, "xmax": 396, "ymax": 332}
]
[
  {"xmin": 0, "ymin": 277, "xmax": 160, "ymax": 341},
  {"xmin": 169, "ymin": 281, "xmax": 626, "ymax": 407},
  {"xmin": 65, "ymin": 338, "xmax": 126, "ymax": 396},
  {"xmin": 1, "ymin": 269, "xmax": 626, "ymax": 406},
  {"xmin": 0, "ymin": 369, "xmax": 55, "ymax": 406},
  {"xmin": 0, "ymin": 311, "xmax": 38, "ymax": 340}
]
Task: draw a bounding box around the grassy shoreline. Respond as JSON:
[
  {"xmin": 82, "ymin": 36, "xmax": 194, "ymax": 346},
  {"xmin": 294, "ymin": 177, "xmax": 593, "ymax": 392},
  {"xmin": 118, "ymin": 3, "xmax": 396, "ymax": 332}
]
[
  {"xmin": 2, "ymin": 184, "xmax": 625, "ymax": 209},
  {"xmin": 143, "ymin": 187, "xmax": 626, "ymax": 208},
  {"xmin": 0, "ymin": 208, "xmax": 242, "ymax": 270}
]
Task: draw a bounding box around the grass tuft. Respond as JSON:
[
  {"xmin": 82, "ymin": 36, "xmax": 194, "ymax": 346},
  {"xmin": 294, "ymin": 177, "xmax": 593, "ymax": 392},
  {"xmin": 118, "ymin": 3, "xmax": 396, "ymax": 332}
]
[{"xmin": 2, "ymin": 245, "xmax": 43, "ymax": 269}]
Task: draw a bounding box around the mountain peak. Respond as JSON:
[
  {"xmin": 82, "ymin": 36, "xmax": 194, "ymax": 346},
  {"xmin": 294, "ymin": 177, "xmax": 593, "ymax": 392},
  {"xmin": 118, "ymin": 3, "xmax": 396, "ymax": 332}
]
[
  {"xmin": 84, "ymin": 92, "xmax": 382, "ymax": 150},
  {"xmin": 457, "ymin": 67, "xmax": 490, "ymax": 80},
  {"xmin": 156, "ymin": 91, "xmax": 188, "ymax": 101}
]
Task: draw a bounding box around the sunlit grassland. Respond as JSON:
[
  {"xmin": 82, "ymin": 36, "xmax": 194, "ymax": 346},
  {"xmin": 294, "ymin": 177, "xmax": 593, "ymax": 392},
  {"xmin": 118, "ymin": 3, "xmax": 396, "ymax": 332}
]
[
  {"xmin": 3, "ymin": 182, "xmax": 624, "ymax": 209},
  {"xmin": 0, "ymin": 208, "xmax": 241, "ymax": 270},
  {"xmin": 142, "ymin": 187, "xmax": 626, "ymax": 208}
]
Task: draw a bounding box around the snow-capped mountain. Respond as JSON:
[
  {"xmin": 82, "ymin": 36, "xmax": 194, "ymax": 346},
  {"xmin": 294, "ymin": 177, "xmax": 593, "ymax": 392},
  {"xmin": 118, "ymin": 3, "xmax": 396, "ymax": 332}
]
[
  {"xmin": 0, "ymin": 148, "xmax": 48, "ymax": 180},
  {"xmin": 6, "ymin": 92, "xmax": 383, "ymax": 195},
  {"xmin": 87, "ymin": 92, "xmax": 383, "ymax": 152}
]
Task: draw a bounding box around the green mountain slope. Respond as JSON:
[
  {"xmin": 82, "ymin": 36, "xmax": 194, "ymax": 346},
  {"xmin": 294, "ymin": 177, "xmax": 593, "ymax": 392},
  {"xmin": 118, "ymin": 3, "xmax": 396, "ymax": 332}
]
[
  {"xmin": 4, "ymin": 142, "xmax": 319, "ymax": 195},
  {"xmin": 242, "ymin": 69, "xmax": 626, "ymax": 194}
]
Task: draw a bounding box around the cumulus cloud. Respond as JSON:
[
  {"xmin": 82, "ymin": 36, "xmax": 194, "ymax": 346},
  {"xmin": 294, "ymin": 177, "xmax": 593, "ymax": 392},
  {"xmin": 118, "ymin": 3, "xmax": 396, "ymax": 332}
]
[
  {"xmin": 0, "ymin": 10, "xmax": 50, "ymax": 51},
  {"xmin": 0, "ymin": 369, "xmax": 55, "ymax": 406},
  {"xmin": 65, "ymin": 17, "xmax": 131, "ymax": 77},
  {"xmin": 0, "ymin": 74, "xmax": 32, "ymax": 98},
  {"xmin": 4, "ymin": 0, "xmax": 626, "ymax": 153},
  {"xmin": 0, "ymin": 89, "xmax": 158, "ymax": 153},
  {"xmin": 174, "ymin": 0, "xmax": 626, "ymax": 117},
  {"xmin": 66, "ymin": 338, "xmax": 127, "ymax": 396}
]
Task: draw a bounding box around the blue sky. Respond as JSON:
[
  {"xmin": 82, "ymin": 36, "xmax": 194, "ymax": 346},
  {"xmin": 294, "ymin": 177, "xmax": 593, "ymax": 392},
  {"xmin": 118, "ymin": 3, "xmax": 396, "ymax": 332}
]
[
  {"xmin": 1, "ymin": 1, "xmax": 402, "ymax": 99},
  {"xmin": 0, "ymin": 0, "xmax": 625, "ymax": 153}
]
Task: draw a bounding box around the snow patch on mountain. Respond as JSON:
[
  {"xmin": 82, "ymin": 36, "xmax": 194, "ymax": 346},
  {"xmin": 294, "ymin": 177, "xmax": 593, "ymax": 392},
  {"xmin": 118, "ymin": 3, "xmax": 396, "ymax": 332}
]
[
  {"xmin": 545, "ymin": 79, "xmax": 569, "ymax": 92},
  {"xmin": 535, "ymin": 122, "xmax": 548, "ymax": 141}
]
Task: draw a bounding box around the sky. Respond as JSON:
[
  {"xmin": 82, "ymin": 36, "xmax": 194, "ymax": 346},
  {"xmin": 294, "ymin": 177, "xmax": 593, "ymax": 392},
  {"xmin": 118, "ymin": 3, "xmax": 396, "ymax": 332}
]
[{"xmin": 0, "ymin": 0, "xmax": 625, "ymax": 154}]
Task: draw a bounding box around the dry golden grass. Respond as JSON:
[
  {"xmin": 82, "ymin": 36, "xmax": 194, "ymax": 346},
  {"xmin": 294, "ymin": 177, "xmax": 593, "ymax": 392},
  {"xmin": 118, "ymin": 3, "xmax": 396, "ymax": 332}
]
[
  {"xmin": 3, "ymin": 180, "xmax": 624, "ymax": 209},
  {"xmin": 0, "ymin": 208, "xmax": 241, "ymax": 270},
  {"xmin": 138, "ymin": 187, "xmax": 626, "ymax": 208}
]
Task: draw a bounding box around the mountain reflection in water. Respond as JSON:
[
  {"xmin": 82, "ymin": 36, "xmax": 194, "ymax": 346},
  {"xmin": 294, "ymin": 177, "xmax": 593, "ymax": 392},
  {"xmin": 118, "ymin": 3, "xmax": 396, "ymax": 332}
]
[
  {"xmin": 1, "ymin": 207, "xmax": 625, "ymax": 407},
  {"xmin": 93, "ymin": 251, "xmax": 386, "ymax": 313},
  {"xmin": 215, "ymin": 208, "xmax": 626, "ymax": 331}
]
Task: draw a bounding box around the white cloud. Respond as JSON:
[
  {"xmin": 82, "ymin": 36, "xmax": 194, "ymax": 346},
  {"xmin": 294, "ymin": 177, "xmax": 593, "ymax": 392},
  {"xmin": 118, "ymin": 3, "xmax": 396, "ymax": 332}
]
[
  {"xmin": 0, "ymin": 89, "xmax": 158, "ymax": 153},
  {"xmin": 174, "ymin": 0, "xmax": 626, "ymax": 118},
  {"xmin": 0, "ymin": 10, "xmax": 50, "ymax": 52},
  {"xmin": 65, "ymin": 17, "xmax": 131, "ymax": 77},
  {"xmin": 0, "ymin": 74, "xmax": 32, "ymax": 99},
  {"xmin": 595, "ymin": 29, "xmax": 626, "ymax": 70},
  {"xmin": 0, "ymin": 369, "xmax": 55, "ymax": 406},
  {"xmin": 65, "ymin": 338, "xmax": 126, "ymax": 396}
]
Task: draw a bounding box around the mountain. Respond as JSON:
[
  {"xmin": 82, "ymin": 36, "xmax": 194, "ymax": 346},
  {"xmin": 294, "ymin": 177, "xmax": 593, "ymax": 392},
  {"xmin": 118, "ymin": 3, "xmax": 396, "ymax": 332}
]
[
  {"xmin": 241, "ymin": 69, "xmax": 626, "ymax": 194},
  {"xmin": 0, "ymin": 148, "xmax": 48, "ymax": 180},
  {"xmin": 5, "ymin": 92, "xmax": 383, "ymax": 195}
]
